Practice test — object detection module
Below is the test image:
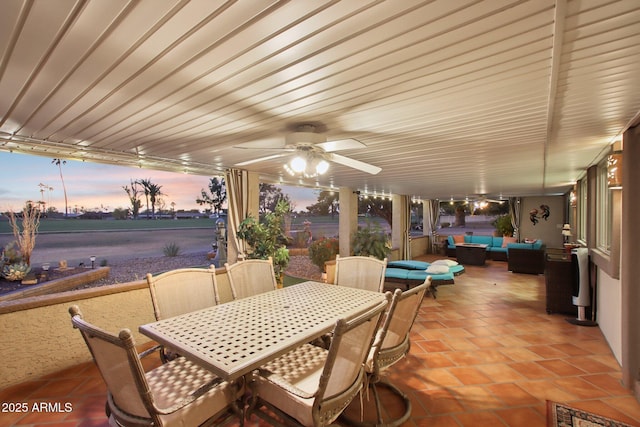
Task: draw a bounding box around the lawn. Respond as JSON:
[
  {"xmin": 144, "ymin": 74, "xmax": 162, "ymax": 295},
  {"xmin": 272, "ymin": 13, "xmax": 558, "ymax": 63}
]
[{"xmin": 0, "ymin": 217, "xmax": 217, "ymax": 234}]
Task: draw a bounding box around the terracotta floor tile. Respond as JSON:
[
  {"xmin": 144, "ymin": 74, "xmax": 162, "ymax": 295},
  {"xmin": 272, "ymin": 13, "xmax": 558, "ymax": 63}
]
[
  {"xmin": 509, "ymin": 361, "xmax": 556, "ymax": 380},
  {"xmin": 467, "ymin": 336, "xmax": 504, "ymax": 349},
  {"xmin": 4, "ymin": 254, "xmax": 640, "ymax": 426},
  {"xmin": 495, "ymin": 407, "xmax": 546, "ymax": 427},
  {"xmin": 518, "ymin": 380, "xmax": 580, "ymax": 402},
  {"xmin": 413, "ymin": 389, "xmax": 466, "ymax": 415},
  {"xmin": 454, "ymin": 385, "xmax": 504, "ymax": 411},
  {"xmin": 454, "ymin": 411, "xmax": 506, "ymax": 427},
  {"xmin": 417, "ymin": 340, "xmax": 452, "ymax": 352},
  {"xmin": 527, "ymin": 344, "xmax": 573, "ymax": 359},
  {"xmin": 477, "ymin": 363, "xmax": 526, "ymax": 382},
  {"xmin": 569, "ymin": 356, "xmax": 618, "ymax": 373},
  {"xmin": 535, "ymin": 359, "xmax": 586, "ymax": 376},
  {"xmin": 550, "ymin": 342, "xmax": 592, "ymax": 356},
  {"xmin": 448, "ymin": 367, "xmax": 492, "ymax": 385},
  {"xmin": 414, "ymin": 352, "xmax": 456, "ymax": 368},
  {"xmin": 553, "ymin": 376, "xmax": 613, "ymax": 399},
  {"xmin": 488, "ymin": 382, "xmax": 539, "ymax": 406},
  {"xmin": 581, "ymin": 373, "xmax": 630, "ymax": 395}
]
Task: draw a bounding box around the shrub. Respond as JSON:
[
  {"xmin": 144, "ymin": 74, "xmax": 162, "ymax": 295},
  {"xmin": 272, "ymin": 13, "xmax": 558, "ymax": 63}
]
[
  {"xmin": 163, "ymin": 242, "xmax": 181, "ymax": 257},
  {"xmin": 2, "ymin": 262, "xmax": 31, "ymax": 282},
  {"xmin": 308, "ymin": 237, "xmax": 339, "ymax": 271},
  {"xmin": 492, "ymin": 214, "xmax": 514, "ymax": 237},
  {"xmin": 352, "ymin": 221, "xmax": 390, "ymax": 260}
]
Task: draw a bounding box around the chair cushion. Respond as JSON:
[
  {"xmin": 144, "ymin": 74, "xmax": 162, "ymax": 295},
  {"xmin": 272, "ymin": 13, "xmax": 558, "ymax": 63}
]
[
  {"xmin": 252, "ymin": 343, "xmax": 327, "ymax": 426},
  {"xmin": 407, "ymin": 270, "xmax": 454, "ymax": 282},
  {"xmin": 387, "ymin": 260, "xmax": 430, "ymax": 270},
  {"xmin": 147, "ymin": 355, "xmax": 241, "ymax": 426},
  {"xmin": 385, "ymin": 268, "xmax": 410, "ymax": 281}
]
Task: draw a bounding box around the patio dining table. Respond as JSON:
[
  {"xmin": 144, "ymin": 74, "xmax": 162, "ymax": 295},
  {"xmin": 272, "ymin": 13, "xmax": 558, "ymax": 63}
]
[{"xmin": 139, "ymin": 281, "xmax": 387, "ymax": 381}]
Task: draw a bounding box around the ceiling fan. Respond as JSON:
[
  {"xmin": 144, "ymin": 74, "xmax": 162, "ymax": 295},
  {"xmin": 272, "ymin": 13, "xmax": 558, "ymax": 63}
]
[
  {"xmin": 468, "ymin": 194, "xmax": 506, "ymax": 205},
  {"xmin": 233, "ymin": 124, "xmax": 381, "ymax": 176}
]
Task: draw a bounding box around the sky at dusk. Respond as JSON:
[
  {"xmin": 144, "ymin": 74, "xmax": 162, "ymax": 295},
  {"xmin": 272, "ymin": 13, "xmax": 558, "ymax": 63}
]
[{"xmin": 0, "ymin": 151, "xmax": 319, "ymax": 214}]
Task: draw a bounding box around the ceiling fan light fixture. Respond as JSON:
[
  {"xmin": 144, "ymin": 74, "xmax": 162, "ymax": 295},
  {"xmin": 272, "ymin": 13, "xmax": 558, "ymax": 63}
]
[
  {"xmin": 290, "ymin": 156, "xmax": 306, "ymax": 173},
  {"xmin": 315, "ymin": 159, "xmax": 329, "ymax": 175}
]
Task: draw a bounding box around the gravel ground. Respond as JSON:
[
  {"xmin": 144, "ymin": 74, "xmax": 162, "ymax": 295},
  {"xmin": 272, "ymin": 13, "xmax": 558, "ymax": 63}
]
[{"xmin": 76, "ymin": 252, "xmax": 323, "ymax": 290}]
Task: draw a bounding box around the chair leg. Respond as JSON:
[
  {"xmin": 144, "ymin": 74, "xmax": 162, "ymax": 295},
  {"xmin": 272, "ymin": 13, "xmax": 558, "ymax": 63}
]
[{"xmin": 341, "ymin": 379, "xmax": 411, "ymax": 427}]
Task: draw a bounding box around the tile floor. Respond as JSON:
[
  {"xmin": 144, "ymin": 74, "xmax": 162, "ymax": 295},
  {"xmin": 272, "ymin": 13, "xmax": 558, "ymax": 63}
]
[{"xmin": 2, "ymin": 255, "xmax": 640, "ymax": 426}]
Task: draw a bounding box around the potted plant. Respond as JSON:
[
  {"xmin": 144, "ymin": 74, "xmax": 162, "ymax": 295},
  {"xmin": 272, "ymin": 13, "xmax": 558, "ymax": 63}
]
[
  {"xmin": 236, "ymin": 200, "xmax": 290, "ymax": 284},
  {"xmin": 351, "ymin": 221, "xmax": 390, "ymax": 260},
  {"xmin": 492, "ymin": 214, "xmax": 514, "ymax": 237}
]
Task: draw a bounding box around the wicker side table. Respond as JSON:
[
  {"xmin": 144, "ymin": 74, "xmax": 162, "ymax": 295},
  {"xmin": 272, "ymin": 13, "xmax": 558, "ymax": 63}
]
[{"xmin": 544, "ymin": 252, "xmax": 577, "ymax": 315}]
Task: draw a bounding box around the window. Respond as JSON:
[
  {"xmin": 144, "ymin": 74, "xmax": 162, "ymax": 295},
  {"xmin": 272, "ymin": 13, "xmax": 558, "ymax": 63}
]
[
  {"xmin": 595, "ymin": 157, "xmax": 612, "ymax": 253},
  {"xmin": 577, "ymin": 178, "xmax": 587, "ymax": 243}
]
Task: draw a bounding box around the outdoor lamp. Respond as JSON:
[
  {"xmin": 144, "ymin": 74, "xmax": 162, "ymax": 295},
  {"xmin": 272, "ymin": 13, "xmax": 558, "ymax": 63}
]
[
  {"xmin": 561, "ymin": 224, "xmax": 572, "ymax": 244},
  {"xmin": 607, "ymin": 151, "xmax": 623, "ymax": 189},
  {"xmin": 90, "ymin": 255, "xmax": 96, "ymax": 269}
]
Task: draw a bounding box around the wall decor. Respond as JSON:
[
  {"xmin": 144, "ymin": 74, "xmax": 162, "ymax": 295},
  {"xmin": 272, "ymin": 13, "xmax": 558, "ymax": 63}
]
[{"xmin": 529, "ymin": 204, "xmax": 550, "ymax": 225}]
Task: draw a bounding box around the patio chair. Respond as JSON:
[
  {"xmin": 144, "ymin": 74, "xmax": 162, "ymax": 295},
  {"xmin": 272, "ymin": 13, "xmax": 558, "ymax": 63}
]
[
  {"xmin": 146, "ymin": 267, "xmax": 218, "ymax": 361},
  {"xmin": 246, "ymin": 295, "xmax": 390, "ymax": 427},
  {"xmin": 68, "ymin": 305, "xmax": 243, "ymax": 427},
  {"xmin": 344, "ymin": 277, "xmax": 432, "ymax": 426},
  {"xmin": 224, "ymin": 257, "xmax": 278, "ymax": 300},
  {"xmin": 334, "ymin": 255, "xmax": 387, "ymax": 292}
]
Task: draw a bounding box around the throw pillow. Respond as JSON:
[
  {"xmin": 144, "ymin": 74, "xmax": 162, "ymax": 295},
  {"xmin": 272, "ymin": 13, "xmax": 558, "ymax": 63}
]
[
  {"xmin": 433, "ymin": 259, "xmax": 459, "ymax": 266},
  {"xmin": 453, "ymin": 235, "xmax": 465, "ymax": 244},
  {"xmin": 426, "ymin": 265, "xmax": 450, "ymax": 274},
  {"xmin": 502, "ymin": 236, "xmax": 517, "ymax": 248}
]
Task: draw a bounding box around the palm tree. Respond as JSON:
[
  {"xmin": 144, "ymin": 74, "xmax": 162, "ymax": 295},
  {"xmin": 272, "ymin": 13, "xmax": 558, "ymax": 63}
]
[
  {"xmin": 137, "ymin": 178, "xmax": 152, "ymax": 219},
  {"xmin": 52, "ymin": 159, "xmax": 69, "ymax": 217},
  {"xmin": 148, "ymin": 183, "xmax": 164, "ymax": 219}
]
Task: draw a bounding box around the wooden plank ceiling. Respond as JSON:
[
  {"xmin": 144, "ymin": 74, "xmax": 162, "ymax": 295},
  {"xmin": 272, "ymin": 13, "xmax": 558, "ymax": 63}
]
[{"xmin": 1, "ymin": 0, "xmax": 639, "ymax": 201}]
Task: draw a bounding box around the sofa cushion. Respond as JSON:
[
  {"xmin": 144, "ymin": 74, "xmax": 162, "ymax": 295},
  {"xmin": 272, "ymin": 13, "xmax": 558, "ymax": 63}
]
[
  {"xmin": 492, "ymin": 236, "xmax": 504, "ymax": 247},
  {"xmin": 470, "ymin": 235, "xmax": 493, "ymax": 246},
  {"xmin": 507, "ymin": 242, "xmax": 535, "ymax": 250},
  {"xmin": 502, "ymin": 236, "xmax": 517, "ymax": 248}
]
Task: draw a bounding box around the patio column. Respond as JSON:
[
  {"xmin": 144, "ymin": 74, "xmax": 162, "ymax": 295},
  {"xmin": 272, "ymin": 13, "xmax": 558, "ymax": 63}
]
[
  {"xmin": 621, "ymin": 125, "xmax": 640, "ymax": 396},
  {"xmin": 338, "ymin": 187, "xmax": 358, "ymax": 257}
]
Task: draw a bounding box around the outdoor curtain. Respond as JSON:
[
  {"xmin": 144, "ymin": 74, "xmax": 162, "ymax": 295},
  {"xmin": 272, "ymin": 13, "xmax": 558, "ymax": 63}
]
[
  {"xmin": 425, "ymin": 199, "xmax": 440, "ymax": 253},
  {"xmin": 225, "ymin": 168, "xmax": 249, "ymax": 261},
  {"xmin": 400, "ymin": 195, "xmax": 411, "ymax": 260},
  {"xmin": 509, "ymin": 197, "xmax": 521, "ymax": 241}
]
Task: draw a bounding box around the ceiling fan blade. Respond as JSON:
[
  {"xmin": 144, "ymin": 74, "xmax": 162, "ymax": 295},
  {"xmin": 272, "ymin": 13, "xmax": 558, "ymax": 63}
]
[
  {"xmin": 329, "ymin": 153, "xmax": 381, "ymax": 175},
  {"xmin": 316, "ymin": 138, "xmax": 366, "ymax": 152},
  {"xmin": 235, "ymin": 153, "xmax": 288, "ymax": 166},
  {"xmin": 233, "ymin": 137, "xmax": 285, "ymax": 150}
]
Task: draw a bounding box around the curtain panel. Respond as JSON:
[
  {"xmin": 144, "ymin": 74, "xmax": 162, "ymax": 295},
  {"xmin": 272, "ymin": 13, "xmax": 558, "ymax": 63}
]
[
  {"xmin": 509, "ymin": 197, "xmax": 522, "ymax": 241},
  {"xmin": 225, "ymin": 168, "xmax": 249, "ymax": 261}
]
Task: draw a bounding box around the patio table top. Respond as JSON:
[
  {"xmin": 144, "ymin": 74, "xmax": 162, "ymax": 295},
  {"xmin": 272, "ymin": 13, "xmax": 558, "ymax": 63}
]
[{"xmin": 139, "ymin": 281, "xmax": 386, "ymax": 380}]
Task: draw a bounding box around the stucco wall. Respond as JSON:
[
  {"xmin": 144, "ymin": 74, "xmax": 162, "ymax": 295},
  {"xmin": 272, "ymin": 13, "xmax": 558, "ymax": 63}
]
[
  {"xmin": 519, "ymin": 196, "xmax": 565, "ymax": 247},
  {"xmin": 0, "ymin": 270, "xmax": 234, "ymax": 389},
  {"xmin": 0, "ymin": 284, "xmax": 155, "ymax": 388}
]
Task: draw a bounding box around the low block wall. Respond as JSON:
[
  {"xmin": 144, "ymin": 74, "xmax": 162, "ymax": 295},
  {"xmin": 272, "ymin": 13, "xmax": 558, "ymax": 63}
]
[{"xmin": 0, "ymin": 268, "xmax": 233, "ymax": 389}]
